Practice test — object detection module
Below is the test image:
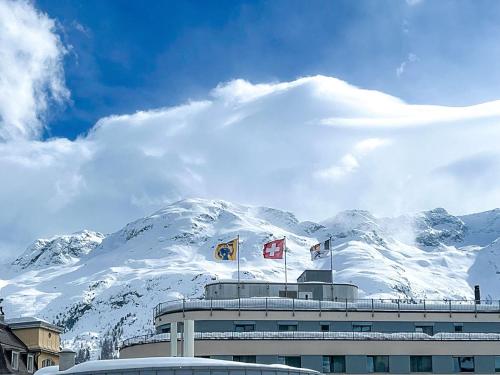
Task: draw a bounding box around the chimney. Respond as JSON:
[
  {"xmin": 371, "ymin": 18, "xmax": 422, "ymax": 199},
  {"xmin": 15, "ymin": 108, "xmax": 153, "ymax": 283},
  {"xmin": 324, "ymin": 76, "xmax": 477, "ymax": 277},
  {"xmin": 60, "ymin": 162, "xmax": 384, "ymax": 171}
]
[
  {"xmin": 59, "ymin": 349, "xmax": 76, "ymax": 371},
  {"xmin": 474, "ymin": 285, "xmax": 481, "ymax": 305}
]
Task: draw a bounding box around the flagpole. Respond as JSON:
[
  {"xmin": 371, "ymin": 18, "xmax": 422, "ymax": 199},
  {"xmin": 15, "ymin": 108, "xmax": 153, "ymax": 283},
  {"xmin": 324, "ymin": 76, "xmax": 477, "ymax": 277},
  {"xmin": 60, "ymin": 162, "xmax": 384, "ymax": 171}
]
[
  {"xmin": 329, "ymin": 236, "xmax": 333, "ymax": 301},
  {"xmin": 237, "ymin": 234, "xmax": 241, "ymax": 300},
  {"xmin": 329, "ymin": 236, "xmax": 333, "ymax": 276},
  {"xmin": 284, "ymin": 236, "xmax": 288, "ymax": 296}
]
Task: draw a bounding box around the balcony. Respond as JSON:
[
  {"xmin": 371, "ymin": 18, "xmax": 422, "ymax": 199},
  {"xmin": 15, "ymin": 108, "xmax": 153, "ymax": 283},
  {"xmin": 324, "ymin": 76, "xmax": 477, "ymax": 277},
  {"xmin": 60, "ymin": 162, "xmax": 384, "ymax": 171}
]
[
  {"xmin": 153, "ymin": 297, "xmax": 500, "ymax": 319},
  {"xmin": 121, "ymin": 331, "xmax": 500, "ymax": 349}
]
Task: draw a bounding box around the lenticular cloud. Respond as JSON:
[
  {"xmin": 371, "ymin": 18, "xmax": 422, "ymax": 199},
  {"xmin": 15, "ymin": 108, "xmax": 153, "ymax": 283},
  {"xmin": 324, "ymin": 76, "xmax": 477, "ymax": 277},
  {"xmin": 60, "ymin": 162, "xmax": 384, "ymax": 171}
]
[{"xmin": 2, "ymin": 75, "xmax": 500, "ymax": 258}]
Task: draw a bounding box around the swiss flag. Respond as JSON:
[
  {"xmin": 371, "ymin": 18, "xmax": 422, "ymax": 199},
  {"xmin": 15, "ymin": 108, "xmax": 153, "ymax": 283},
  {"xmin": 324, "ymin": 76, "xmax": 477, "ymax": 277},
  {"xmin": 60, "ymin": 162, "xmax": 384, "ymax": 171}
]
[{"xmin": 263, "ymin": 238, "xmax": 285, "ymax": 259}]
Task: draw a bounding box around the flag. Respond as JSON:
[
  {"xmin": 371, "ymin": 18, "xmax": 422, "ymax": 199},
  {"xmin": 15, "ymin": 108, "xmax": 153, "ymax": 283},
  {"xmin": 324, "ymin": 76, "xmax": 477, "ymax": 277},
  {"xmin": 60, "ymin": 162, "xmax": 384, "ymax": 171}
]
[
  {"xmin": 310, "ymin": 238, "xmax": 331, "ymax": 260},
  {"xmin": 214, "ymin": 238, "xmax": 238, "ymax": 260},
  {"xmin": 263, "ymin": 238, "xmax": 285, "ymax": 259}
]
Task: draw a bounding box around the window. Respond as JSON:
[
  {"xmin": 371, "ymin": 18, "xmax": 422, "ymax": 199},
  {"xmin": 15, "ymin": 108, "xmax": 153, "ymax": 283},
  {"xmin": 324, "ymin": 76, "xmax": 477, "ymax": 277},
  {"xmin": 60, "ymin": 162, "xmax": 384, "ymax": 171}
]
[
  {"xmin": 410, "ymin": 356, "xmax": 432, "ymax": 372},
  {"xmin": 27, "ymin": 354, "xmax": 34, "ymax": 373},
  {"xmin": 41, "ymin": 359, "xmax": 55, "ymax": 368},
  {"xmin": 453, "ymin": 357, "xmax": 475, "ymax": 372},
  {"xmin": 234, "ymin": 323, "xmax": 255, "ymax": 332},
  {"xmin": 322, "ymin": 356, "xmax": 346, "ymax": 373},
  {"xmin": 353, "ymin": 324, "xmax": 371, "ymax": 332},
  {"xmin": 495, "ymin": 356, "xmax": 500, "ymax": 373},
  {"xmin": 278, "ymin": 324, "xmax": 297, "ymax": 331},
  {"xmin": 320, "ymin": 324, "xmax": 330, "ymax": 332},
  {"xmin": 367, "ymin": 356, "xmax": 389, "ymax": 373},
  {"xmin": 11, "ymin": 351, "xmax": 19, "ymax": 371},
  {"xmin": 278, "ymin": 356, "xmax": 301, "ymax": 368},
  {"xmin": 415, "ymin": 325, "xmax": 434, "ymax": 335},
  {"xmin": 454, "ymin": 324, "xmax": 463, "ymax": 333},
  {"xmin": 233, "ymin": 355, "xmax": 256, "ymax": 364},
  {"xmin": 279, "ymin": 290, "xmax": 298, "ymax": 298}
]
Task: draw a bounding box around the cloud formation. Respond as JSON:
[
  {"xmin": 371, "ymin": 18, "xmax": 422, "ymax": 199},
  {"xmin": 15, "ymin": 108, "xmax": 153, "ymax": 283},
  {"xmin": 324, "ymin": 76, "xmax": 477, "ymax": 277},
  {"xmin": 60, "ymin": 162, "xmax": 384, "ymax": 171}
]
[
  {"xmin": 0, "ymin": 0, "xmax": 69, "ymax": 141},
  {"xmin": 2, "ymin": 74, "xmax": 500, "ymax": 258}
]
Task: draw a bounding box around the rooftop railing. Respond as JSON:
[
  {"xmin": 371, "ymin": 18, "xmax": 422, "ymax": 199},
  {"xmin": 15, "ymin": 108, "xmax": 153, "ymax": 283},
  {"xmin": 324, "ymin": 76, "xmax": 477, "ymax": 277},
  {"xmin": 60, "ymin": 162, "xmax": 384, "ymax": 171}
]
[
  {"xmin": 121, "ymin": 331, "xmax": 500, "ymax": 349},
  {"xmin": 153, "ymin": 297, "xmax": 500, "ymax": 319}
]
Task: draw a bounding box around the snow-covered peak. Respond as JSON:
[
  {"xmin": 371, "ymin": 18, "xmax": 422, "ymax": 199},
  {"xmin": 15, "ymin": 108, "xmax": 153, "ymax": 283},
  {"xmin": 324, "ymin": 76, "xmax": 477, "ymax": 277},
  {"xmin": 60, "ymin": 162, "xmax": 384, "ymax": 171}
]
[
  {"xmin": 322, "ymin": 209, "xmax": 380, "ymax": 233},
  {"xmin": 460, "ymin": 208, "xmax": 500, "ymax": 246},
  {"xmin": 1, "ymin": 200, "xmax": 499, "ymax": 360},
  {"xmin": 12, "ymin": 230, "xmax": 104, "ymax": 269},
  {"xmin": 414, "ymin": 208, "xmax": 467, "ymax": 247}
]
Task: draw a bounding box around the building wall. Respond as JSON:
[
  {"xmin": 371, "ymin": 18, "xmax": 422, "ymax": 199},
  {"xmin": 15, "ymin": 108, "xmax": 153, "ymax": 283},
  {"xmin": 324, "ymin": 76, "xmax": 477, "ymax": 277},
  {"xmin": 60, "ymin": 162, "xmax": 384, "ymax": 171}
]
[
  {"xmin": 120, "ymin": 338, "xmax": 500, "ymax": 357},
  {"xmin": 120, "ymin": 342, "xmax": 500, "ymax": 374},
  {"xmin": 10, "ymin": 327, "xmax": 60, "ymax": 354},
  {"xmin": 171, "ymin": 319, "xmax": 500, "ymax": 334},
  {"xmin": 204, "ymin": 282, "xmax": 358, "ymax": 301}
]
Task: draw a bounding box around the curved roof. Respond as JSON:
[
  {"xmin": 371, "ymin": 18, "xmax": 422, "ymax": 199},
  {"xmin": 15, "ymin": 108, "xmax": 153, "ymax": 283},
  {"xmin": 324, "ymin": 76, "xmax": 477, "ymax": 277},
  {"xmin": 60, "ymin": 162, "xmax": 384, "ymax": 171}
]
[{"xmin": 35, "ymin": 357, "xmax": 319, "ymax": 375}]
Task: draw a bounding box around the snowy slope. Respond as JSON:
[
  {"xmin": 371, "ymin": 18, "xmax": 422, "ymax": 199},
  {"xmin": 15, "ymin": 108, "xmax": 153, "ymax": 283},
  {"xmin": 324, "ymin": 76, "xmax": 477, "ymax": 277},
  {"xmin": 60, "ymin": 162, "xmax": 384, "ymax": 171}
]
[{"xmin": 0, "ymin": 199, "xmax": 498, "ymax": 358}]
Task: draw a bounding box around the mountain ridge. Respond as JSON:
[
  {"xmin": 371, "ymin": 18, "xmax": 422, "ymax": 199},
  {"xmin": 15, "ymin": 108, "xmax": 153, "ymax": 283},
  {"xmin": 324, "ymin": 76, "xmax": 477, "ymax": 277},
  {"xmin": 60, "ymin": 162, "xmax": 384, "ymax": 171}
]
[{"xmin": 0, "ymin": 198, "xmax": 499, "ymax": 358}]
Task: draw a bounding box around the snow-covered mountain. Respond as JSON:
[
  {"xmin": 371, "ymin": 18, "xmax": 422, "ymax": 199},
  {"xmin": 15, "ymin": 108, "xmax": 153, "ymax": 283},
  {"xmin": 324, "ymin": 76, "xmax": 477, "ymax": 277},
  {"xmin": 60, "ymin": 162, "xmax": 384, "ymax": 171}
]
[{"xmin": 0, "ymin": 198, "xmax": 499, "ymax": 358}]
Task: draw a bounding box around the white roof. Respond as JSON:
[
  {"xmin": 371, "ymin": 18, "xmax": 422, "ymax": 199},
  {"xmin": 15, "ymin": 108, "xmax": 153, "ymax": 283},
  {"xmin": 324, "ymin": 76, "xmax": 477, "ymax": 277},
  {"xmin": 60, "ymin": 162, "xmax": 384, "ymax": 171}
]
[
  {"xmin": 35, "ymin": 357, "xmax": 319, "ymax": 375},
  {"xmin": 6, "ymin": 317, "xmax": 62, "ymax": 332}
]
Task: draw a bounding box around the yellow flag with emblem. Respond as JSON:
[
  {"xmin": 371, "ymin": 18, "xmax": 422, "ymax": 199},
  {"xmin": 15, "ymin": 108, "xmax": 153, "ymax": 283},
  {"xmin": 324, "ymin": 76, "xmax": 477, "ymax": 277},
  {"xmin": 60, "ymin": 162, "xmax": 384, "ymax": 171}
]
[{"xmin": 214, "ymin": 238, "xmax": 238, "ymax": 261}]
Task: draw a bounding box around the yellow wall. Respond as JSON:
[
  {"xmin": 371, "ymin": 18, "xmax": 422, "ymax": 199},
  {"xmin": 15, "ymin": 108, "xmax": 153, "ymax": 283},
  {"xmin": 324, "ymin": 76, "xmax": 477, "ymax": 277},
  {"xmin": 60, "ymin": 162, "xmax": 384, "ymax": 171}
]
[
  {"xmin": 11, "ymin": 327, "xmax": 60, "ymax": 362},
  {"xmin": 37, "ymin": 352, "xmax": 59, "ymax": 368}
]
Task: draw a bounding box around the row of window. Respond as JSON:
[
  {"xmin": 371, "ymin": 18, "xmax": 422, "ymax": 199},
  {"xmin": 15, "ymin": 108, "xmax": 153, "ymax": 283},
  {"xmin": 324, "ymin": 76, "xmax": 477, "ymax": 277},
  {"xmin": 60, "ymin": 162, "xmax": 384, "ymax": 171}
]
[
  {"xmin": 234, "ymin": 323, "xmax": 464, "ymax": 334},
  {"xmin": 8, "ymin": 351, "xmax": 35, "ymax": 373},
  {"xmin": 231, "ymin": 355, "xmax": 500, "ymax": 373}
]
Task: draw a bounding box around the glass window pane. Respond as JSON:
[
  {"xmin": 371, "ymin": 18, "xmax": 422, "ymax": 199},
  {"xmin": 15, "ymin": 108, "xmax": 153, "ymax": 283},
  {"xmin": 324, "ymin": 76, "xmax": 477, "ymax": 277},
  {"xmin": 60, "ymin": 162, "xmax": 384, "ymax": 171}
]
[
  {"xmin": 411, "ymin": 356, "xmax": 432, "ymax": 372},
  {"xmin": 495, "ymin": 356, "xmax": 500, "ymax": 372},
  {"xmin": 322, "ymin": 356, "xmax": 330, "ymax": 373},
  {"xmin": 332, "ymin": 356, "xmax": 346, "ymax": 373},
  {"xmin": 368, "ymin": 356, "xmax": 389, "ymax": 372},
  {"xmin": 367, "ymin": 357, "xmax": 375, "ymax": 373},
  {"xmin": 454, "ymin": 357, "xmax": 475, "ymax": 372}
]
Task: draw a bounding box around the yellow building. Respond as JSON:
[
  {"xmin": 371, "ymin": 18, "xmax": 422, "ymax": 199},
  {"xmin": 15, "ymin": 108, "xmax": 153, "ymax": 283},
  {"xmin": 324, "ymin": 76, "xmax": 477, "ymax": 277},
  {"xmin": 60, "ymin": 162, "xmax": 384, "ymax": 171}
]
[{"xmin": 6, "ymin": 317, "xmax": 62, "ymax": 369}]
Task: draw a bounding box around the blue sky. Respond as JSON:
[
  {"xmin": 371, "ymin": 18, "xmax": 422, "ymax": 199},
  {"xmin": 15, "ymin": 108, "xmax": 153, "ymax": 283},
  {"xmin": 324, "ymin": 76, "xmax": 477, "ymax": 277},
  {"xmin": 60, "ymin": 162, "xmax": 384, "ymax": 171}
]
[
  {"xmin": 36, "ymin": 0, "xmax": 500, "ymax": 139},
  {"xmin": 3, "ymin": 0, "xmax": 500, "ymax": 257}
]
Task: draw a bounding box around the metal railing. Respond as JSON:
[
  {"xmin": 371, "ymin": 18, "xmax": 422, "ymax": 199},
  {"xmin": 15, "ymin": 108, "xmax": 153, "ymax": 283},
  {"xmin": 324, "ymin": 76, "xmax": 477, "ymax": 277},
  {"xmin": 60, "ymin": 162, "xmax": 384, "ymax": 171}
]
[
  {"xmin": 120, "ymin": 331, "xmax": 500, "ymax": 349},
  {"xmin": 153, "ymin": 297, "xmax": 500, "ymax": 319}
]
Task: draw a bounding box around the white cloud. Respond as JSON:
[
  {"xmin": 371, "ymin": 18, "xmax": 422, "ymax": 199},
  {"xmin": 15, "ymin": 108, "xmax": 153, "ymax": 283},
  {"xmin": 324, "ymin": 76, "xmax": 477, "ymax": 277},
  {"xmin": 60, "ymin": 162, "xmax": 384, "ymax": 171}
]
[
  {"xmin": 0, "ymin": 0, "xmax": 69, "ymax": 141},
  {"xmin": 2, "ymin": 75, "xmax": 500, "ymax": 259},
  {"xmin": 396, "ymin": 53, "xmax": 418, "ymax": 77}
]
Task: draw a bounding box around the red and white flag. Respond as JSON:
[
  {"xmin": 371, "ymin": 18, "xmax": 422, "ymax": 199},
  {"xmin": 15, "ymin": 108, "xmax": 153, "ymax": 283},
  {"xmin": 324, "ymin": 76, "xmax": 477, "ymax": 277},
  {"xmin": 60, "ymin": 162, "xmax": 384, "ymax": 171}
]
[{"xmin": 263, "ymin": 238, "xmax": 285, "ymax": 259}]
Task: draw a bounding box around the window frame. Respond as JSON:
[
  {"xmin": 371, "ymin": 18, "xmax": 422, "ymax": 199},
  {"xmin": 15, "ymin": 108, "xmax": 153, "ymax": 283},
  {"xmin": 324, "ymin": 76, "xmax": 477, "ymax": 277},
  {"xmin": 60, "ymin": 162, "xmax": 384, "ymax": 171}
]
[
  {"xmin": 233, "ymin": 355, "xmax": 257, "ymax": 364},
  {"xmin": 415, "ymin": 325, "xmax": 434, "ymax": 336},
  {"xmin": 278, "ymin": 324, "xmax": 298, "ymax": 331},
  {"xmin": 353, "ymin": 323, "xmax": 372, "ymax": 332},
  {"xmin": 367, "ymin": 355, "xmax": 389, "ymax": 373},
  {"xmin": 453, "ymin": 356, "xmax": 475, "ymax": 373},
  {"xmin": 27, "ymin": 353, "xmax": 34, "ymax": 373},
  {"xmin": 410, "ymin": 356, "xmax": 433, "ymax": 373},
  {"xmin": 11, "ymin": 351, "xmax": 19, "ymax": 371},
  {"xmin": 322, "ymin": 355, "xmax": 346, "ymax": 373},
  {"xmin": 278, "ymin": 356, "xmax": 302, "ymax": 368},
  {"xmin": 234, "ymin": 323, "xmax": 256, "ymax": 332}
]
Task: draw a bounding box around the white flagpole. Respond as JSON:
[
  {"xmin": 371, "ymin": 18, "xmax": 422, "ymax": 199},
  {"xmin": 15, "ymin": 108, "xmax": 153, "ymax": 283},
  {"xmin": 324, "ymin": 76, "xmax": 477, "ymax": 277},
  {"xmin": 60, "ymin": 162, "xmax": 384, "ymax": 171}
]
[
  {"xmin": 329, "ymin": 236, "xmax": 333, "ymax": 300},
  {"xmin": 284, "ymin": 236, "xmax": 288, "ymax": 296},
  {"xmin": 237, "ymin": 235, "xmax": 241, "ymax": 300},
  {"xmin": 329, "ymin": 236, "xmax": 333, "ymax": 277}
]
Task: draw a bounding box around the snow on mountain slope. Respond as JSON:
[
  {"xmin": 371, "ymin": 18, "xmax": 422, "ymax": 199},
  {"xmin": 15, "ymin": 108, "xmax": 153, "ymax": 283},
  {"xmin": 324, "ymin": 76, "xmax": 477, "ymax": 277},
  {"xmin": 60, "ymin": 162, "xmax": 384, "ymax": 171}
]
[
  {"xmin": 12, "ymin": 230, "xmax": 105, "ymax": 269},
  {"xmin": 0, "ymin": 199, "xmax": 498, "ymax": 358}
]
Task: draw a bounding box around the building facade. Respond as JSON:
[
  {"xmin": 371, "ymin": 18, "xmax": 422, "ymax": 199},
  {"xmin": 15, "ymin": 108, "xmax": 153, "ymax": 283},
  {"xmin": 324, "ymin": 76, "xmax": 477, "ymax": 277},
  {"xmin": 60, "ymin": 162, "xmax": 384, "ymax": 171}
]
[
  {"xmin": 120, "ymin": 271, "xmax": 500, "ymax": 374},
  {"xmin": 1, "ymin": 312, "xmax": 36, "ymax": 374},
  {"xmin": 6, "ymin": 318, "xmax": 62, "ymax": 369},
  {"xmin": 0, "ymin": 301, "xmax": 62, "ymax": 374}
]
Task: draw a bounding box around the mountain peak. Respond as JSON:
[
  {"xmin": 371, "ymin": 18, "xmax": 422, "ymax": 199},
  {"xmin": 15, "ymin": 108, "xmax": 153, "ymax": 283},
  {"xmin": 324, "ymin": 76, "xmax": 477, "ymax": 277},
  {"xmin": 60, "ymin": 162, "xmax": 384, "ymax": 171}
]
[{"xmin": 12, "ymin": 230, "xmax": 104, "ymax": 269}]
